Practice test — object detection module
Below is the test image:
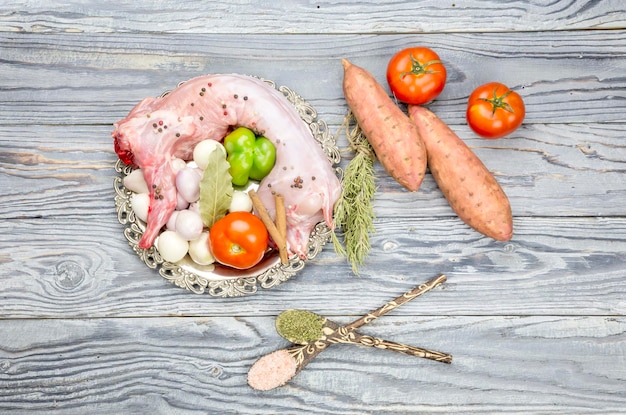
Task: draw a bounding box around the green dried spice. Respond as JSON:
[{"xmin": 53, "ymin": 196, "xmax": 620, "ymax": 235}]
[
  {"xmin": 275, "ymin": 310, "xmax": 325, "ymax": 344},
  {"xmin": 332, "ymin": 111, "xmax": 376, "ymax": 275}
]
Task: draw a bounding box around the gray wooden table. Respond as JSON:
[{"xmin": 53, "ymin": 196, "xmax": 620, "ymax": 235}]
[{"xmin": 1, "ymin": 1, "xmax": 625, "ymax": 414}]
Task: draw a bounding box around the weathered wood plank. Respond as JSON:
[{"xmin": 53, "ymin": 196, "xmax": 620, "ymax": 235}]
[
  {"xmin": 2, "ymin": 119, "xmax": 625, "ymax": 220},
  {"xmin": 0, "ymin": 215, "xmax": 624, "ymax": 318},
  {"xmin": 0, "ymin": 316, "xmax": 624, "ymax": 414},
  {"xmin": 2, "ymin": 31, "xmax": 626, "ymax": 126},
  {"xmin": 1, "ymin": 0, "xmax": 625, "ymax": 34}
]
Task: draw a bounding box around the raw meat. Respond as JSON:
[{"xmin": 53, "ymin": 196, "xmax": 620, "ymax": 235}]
[{"xmin": 113, "ymin": 74, "xmax": 341, "ymax": 258}]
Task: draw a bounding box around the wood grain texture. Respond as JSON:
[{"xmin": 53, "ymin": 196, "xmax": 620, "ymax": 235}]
[
  {"xmin": 2, "ymin": 31, "xmax": 626, "ymax": 126},
  {"xmin": 0, "ymin": 316, "xmax": 624, "ymax": 414},
  {"xmin": 0, "ymin": 215, "xmax": 624, "ymax": 318},
  {"xmin": 1, "ymin": 1, "xmax": 625, "ymax": 413},
  {"xmin": 1, "ymin": 0, "xmax": 625, "ymax": 34},
  {"xmin": 2, "ymin": 120, "xmax": 626, "ymax": 219}
]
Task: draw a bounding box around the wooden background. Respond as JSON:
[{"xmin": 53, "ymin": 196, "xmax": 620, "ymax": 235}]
[{"xmin": 1, "ymin": 1, "xmax": 625, "ymax": 413}]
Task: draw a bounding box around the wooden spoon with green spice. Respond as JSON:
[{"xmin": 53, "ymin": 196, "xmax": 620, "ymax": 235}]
[{"xmin": 276, "ymin": 309, "xmax": 452, "ymax": 364}]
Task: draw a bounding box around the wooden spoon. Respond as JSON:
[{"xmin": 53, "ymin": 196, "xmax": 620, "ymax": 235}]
[{"xmin": 276, "ymin": 310, "xmax": 452, "ymax": 364}]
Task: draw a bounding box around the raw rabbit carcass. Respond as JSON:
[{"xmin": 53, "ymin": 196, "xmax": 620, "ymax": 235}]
[{"xmin": 112, "ymin": 74, "xmax": 341, "ymax": 259}]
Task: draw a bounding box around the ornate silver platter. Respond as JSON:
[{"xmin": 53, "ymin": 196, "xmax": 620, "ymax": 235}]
[{"xmin": 114, "ymin": 79, "xmax": 341, "ymax": 297}]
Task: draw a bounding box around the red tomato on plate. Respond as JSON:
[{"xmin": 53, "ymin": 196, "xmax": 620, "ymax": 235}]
[{"xmin": 209, "ymin": 211, "xmax": 268, "ymax": 269}]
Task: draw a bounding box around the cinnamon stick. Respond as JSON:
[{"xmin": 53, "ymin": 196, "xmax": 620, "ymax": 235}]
[
  {"xmin": 274, "ymin": 194, "xmax": 287, "ymax": 242},
  {"xmin": 248, "ymin": 189, "xmax": 289, "ymax": 264}
]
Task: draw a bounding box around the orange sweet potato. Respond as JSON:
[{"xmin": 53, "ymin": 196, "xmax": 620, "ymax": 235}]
[
  {"xmin": 341, "ymin": 59, "xmax": 427, "ymax": 192},
  {"xmin": 408, "ymin": 104, "xmax": 513, "ymax": 241}
]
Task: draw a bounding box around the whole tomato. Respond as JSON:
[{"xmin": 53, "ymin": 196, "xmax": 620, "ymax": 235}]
[
  {"xmin": 386, "ymin": 47, "xmax": 447, "ymax": 105},
  {"xmin": 466, "ymin": 82, "xmax": 525, "ymax": 139},
  {"xmin": 209, "ymin": 211, "xmax": 268, "ymax": 269}
]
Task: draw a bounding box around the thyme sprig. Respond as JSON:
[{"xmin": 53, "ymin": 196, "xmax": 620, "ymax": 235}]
[{"xmin": 332, "ymin": 111, "xmax": 376, "ymax": 275}]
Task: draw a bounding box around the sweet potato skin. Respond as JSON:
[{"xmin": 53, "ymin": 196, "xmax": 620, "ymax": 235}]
[
  {"xmin": 341, "ymin": 59, "xmax": 427, "ymax": 192},
  {"xmin": 408, "ymin": 104, "xmax": 513, "ymax": 241}
]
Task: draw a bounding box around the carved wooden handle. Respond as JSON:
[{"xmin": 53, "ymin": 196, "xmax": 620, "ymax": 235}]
[
  {"xmin": 325, "ymin": 326, "xmax": 452, "ymax": 364},
  {"xmin": 345, "ymin": 274, "xmax": 447, "ymax": 330}
]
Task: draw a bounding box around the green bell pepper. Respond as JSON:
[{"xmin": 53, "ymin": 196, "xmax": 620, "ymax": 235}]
[{"xmin": 223, "ymin": 127, "xmax": 277, "ymax": 186}]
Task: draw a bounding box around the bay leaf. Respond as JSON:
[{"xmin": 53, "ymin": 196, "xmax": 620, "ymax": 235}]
[{"xmin": 199, "ymin": 148, "xmax": 233, "ymax": 228}]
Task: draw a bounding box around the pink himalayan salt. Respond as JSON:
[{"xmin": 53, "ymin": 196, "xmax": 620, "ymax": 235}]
[{"xmin": 248, "ymin": 349, "xmax": 297, "ymax": 391}]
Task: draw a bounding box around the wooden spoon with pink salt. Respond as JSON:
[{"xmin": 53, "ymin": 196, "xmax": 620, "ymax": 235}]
[{"xmin": 247, "ymin": 274, "xmax": 450, "ymax": 391}]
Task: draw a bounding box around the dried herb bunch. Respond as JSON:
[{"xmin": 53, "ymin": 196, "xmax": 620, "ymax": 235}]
[{"xmin": 332, "ymin": 111, "xmax": 376, "ymax": 274}]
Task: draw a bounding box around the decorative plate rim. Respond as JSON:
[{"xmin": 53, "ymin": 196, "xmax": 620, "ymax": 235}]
[{"xmin": 113, "ymin": 78, "xmax": 341, "ymax": 297}]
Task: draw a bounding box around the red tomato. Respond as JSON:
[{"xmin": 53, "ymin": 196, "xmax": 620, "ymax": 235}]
[
  {"xmin": 209, "ymin": 211, "xmax": 268, "ymax": 269},
  {"xmin": 386, "ymin": 47, "xmax": 447, "ymax": 105},
  {"xmin": 466, "ymin": 82, "xmax": 525, "ymax": 139}
]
